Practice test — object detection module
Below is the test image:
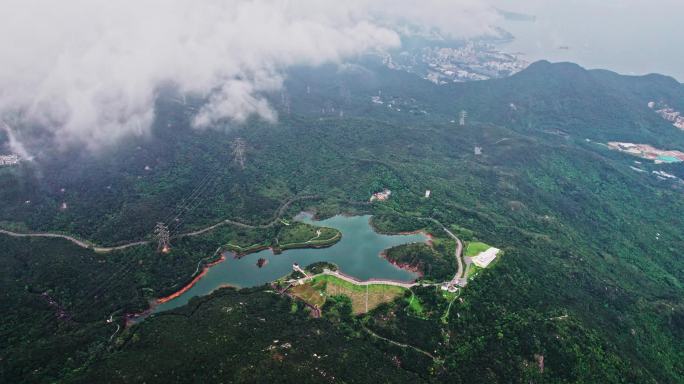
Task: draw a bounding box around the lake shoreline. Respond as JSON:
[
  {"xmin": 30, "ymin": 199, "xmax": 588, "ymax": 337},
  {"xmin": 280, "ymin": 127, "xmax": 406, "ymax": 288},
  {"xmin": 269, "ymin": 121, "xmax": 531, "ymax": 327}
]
[
  {"xmin": 380, "ymin": 250, "xmax": 425, "ymax": 280},
  {"xmin": 367, "ymin": 216, "xmax": 434, "ymax": 245},
  {"xmin": 130, "ymin": 213, "xmax": 427, "ymax": 321},
  {"xmin": 125, "ymin": 254, "xmax": 227, "ymax": 326}
]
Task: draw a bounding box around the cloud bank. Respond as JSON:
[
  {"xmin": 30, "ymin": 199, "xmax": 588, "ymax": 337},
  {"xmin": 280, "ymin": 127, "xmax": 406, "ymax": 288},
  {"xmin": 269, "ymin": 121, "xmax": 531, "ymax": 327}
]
[{"xmin": 0, "ymin": 0, "xmax": 498, "ymax": 152}]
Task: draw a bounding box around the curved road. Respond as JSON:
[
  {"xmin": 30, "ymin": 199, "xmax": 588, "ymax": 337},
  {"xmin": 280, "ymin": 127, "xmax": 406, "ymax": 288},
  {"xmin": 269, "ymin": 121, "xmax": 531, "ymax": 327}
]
[
  {"xmin": 178, "ymin": 195, "xmax": 318, "ymax": 237},
  {"xmin": 418, "ymin": 217, "xmax": 466, "ymax": 287},
  {"xmin": 0, "ymin": 229, "xmax": 96, "ymax": 249},
  {"xmin": 0, "ymin": 198, "xmax": 466, "ymax": 289},
  {"xmin": 442, "ymin": 227, "xmax": 466, "ymax": 287},
  {"xmin": 0, "ymin": 229, "xmax": 150, "ymax": 253},
  {"xmin": 293, "ymin": 269, "xmax": 419, "ymax": 289},
  {"xmin": 362, "ymin": 325, "xmax": 437, "ymax": 360},
  {"xmin": 0, "ymin": 195, "xmax": 319, "ymax": 253}
]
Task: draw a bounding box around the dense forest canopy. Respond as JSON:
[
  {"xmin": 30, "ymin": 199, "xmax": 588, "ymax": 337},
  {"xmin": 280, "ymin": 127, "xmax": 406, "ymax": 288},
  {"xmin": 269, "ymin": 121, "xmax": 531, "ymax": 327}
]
[{"xmin": 1, "ymin": 60, "xmax": 683, "ymax": 383}]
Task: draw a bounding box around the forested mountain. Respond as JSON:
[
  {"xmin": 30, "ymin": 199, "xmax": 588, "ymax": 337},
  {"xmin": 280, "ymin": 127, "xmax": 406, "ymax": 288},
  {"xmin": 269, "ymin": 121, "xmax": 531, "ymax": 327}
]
[{"xmin": 1, "ymin": 61, "xmax": 683, "ymax": 383}]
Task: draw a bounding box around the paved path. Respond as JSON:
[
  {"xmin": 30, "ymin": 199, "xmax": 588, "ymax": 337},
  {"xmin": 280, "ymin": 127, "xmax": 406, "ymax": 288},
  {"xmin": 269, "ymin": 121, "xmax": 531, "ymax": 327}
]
[
  {"xmin": 177, "ymin": 195, "xmax": 318, "ymax": 237},
  {"xmin": 292, "ymin": 264, "xmax": 311, "ymax": 279},
  {"xmin": 362, "ymin": 326, "xmax": 437, "ymax": 360},
  {"xmin": 0, "ymin": 229, "xmax": 147, "ymax": 253},
  {"xmin": 290, "ymin": 269, "xmax": 422, "ymax": 289},
  {"xmin": 0, "ymin": 195, "xmax": 319, "ymax": 253},
  {"xmin": 0, "ymin": 229, "xmax": 94, "ymax": 248},
  {"xmin": 442, "ymin": 227, "xmax": 466, "ymax": 286},
  {"xmin": 2, "ymin": 201, "xmax": 469, "ymax": 291}
]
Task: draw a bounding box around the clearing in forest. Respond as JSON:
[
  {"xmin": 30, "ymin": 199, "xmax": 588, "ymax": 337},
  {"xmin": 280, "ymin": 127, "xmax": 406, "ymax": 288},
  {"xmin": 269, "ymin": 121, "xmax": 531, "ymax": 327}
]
[
  {"xmin": 290, "ymin": 275, "xmax": 406, "ymax": 315},
  {"xmin": 289, "ymin": 283, "xmax": 326, "ymax": 308},
  {"xmin": 465, "ymin": 241, "xmax": 501, "ymax": 269},
  {"xmin": 464, "ymin": 241, "xmax": 491, "ymax": 257}
]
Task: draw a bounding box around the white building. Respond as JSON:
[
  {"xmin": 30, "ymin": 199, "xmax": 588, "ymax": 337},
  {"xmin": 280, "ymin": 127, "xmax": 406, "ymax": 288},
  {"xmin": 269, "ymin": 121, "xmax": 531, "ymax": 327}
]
[
  {"xmin": 471, "ymin": 247, "xmax": 500, "ymax": 268},
  {"xmin": 0, "ymin": 154, "xmax": 20, "ymax": 166}
]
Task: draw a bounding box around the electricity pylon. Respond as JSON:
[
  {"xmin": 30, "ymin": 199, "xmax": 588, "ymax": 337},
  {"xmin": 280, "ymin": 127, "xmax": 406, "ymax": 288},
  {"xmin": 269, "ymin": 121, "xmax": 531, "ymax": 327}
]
[
  {"xmin": 231, "ymin": 138, "xmax": 246, "ymax": 170},
  {"xmin": 154, "ymin": 222, "xmax": 170, "ymax": 252}
]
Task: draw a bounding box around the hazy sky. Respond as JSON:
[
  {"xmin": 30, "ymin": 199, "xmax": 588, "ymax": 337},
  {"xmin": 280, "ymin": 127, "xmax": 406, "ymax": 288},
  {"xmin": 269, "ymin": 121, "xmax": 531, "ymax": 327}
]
[{"xmin": 491, "ymin": 0, "xmax": 684, "ymax": 80}]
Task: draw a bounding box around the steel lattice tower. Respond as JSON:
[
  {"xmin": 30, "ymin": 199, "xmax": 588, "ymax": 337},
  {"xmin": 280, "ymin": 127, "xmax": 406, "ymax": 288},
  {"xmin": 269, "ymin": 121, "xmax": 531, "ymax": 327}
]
[
  {"xmin": 232, "ymin": 138, "xmax": 246, "ymax": 170},
  {"xmin": 154, "ymin": 222, "xmax": 170, "ymax": 252}
]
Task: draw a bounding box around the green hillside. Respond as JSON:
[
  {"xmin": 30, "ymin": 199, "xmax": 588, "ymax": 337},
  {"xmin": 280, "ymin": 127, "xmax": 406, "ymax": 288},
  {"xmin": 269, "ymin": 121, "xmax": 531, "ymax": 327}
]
[{"xmin": 1, "ymin": 61, "xmax": 683, "ymax": 383}]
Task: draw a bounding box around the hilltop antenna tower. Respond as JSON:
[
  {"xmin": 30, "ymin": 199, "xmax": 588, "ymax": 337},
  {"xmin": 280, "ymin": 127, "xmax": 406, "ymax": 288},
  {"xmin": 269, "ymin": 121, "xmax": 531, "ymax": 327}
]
[
  {"xmin": 280, "ymin": 92, "xmax": 291, "ymax": 114},
  {"xmin": 232, "ymin": 137, "xmax": 247, "ymax": 170},
  {"xmin": 154, "ymin": 222, "xmax": 170, "ymax": 252}
]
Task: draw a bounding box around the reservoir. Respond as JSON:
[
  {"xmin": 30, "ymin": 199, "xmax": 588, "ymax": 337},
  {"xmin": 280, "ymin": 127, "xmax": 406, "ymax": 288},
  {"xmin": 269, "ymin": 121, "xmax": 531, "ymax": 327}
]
[{"xmin": 153, "ymin": 214, "xmax": 427, "ymax": 312}]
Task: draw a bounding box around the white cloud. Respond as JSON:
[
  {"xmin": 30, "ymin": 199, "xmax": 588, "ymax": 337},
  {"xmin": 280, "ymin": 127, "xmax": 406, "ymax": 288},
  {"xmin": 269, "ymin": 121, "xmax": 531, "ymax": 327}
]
[
  {"xmin": 0, "ymin": 0, "xmax": 498, "ymax": 151},
  {"xmin": 1, "ymin": 121, "xmax": 32, "ymax": 160}
]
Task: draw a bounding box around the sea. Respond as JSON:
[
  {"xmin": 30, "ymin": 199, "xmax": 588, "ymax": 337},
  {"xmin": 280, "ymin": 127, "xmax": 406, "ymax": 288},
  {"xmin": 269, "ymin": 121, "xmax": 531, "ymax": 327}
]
[{"xmin": 491, "ymin": 0, "xmax": 684, "ymax": 82}]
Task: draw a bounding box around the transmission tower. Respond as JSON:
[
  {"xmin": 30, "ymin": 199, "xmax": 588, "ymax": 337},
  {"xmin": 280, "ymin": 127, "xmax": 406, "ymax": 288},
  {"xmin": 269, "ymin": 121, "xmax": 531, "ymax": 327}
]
[
  {"xmin": 459, "ymin": 110, "xmax": 468, "ymax": 126},
  {"xmin": 154, "ymin": 222, "xmax": 170, "ymax": 252},
  {"xmin": 231, "ymin": 138, "xmax": 247, "ymax": 170}
]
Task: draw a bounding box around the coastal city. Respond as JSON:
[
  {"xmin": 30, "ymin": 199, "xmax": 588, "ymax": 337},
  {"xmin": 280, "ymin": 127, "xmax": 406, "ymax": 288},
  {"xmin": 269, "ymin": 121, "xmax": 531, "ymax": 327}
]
[
  {"xmin": 0, "ymin": 153, "xmax": 20, "ymax": 166},
  {"xmin": 382, "ymin": 40, "xmax": 528, "ymax": 84}
]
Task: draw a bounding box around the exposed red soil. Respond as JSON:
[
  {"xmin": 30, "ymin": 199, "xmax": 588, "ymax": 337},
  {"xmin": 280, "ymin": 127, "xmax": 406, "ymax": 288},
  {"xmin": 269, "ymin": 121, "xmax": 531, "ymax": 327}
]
[
  {"xmin": 379, "ymin": 250, "xmax": 424, "ymax": 279},
  {"xmin": 155, "ymin": 255, "xmax": 227, "ymax": 305}
]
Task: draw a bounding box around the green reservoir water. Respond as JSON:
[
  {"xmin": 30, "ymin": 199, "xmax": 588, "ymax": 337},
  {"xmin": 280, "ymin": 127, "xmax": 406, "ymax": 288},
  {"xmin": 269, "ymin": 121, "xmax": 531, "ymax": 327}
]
[{"xmin": 153, "ymin": 214, "xmax": 427, "ymax": 312}]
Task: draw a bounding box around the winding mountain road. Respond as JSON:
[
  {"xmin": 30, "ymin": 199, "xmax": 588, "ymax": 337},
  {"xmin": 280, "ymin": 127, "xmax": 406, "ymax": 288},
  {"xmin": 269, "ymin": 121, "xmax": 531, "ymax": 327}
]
[
  {"xmin": 0, "ymin": 229, "xmax": 148, "ymax": 253},
  {"xmin": 179, "ymin": 195, "xmax": 319, "ymax": 237},
  {"xmin": 443, "ymin": 227, "xmax": 466, "ymax": 287},
  {"xmin": 1, "ymin": 197, "xmax": 467, "ymax": 291},
  {"xmin": 0, "ymin": 195, "xmax": 319, "ymax": 253},
  {"xmin": 362, "ymin": 325, "xmax": 437, "ymax": 360}
]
